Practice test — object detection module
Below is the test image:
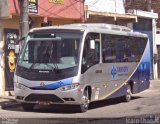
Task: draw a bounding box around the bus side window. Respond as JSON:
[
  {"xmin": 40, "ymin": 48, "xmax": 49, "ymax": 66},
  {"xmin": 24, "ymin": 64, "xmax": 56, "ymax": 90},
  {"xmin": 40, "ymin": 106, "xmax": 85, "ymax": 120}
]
[
  {"xmin": 95, "ymin": 41, "xmax": 100, "ymax": 63},
  {"xmin": 81, "ymin": 33, "xmax": 100, "ymax": 73},
  {"xmin": 102, "ymin": 34, "xmax": 116, "ymax": 63}
]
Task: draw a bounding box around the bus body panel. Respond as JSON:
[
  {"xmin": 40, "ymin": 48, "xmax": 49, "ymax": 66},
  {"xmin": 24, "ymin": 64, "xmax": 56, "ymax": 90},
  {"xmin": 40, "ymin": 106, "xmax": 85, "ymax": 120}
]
[
  {"xmin": 80, "ymin": 62, "xmax": 139, "ymax": 102},
  {"xmin": 106, "ymin": 40, "xmax": 151, "ymax": 99},
  {"xmin": 14, "ymin": 75, "xmax": 86, "ymax": 104},
  {"xmin": 130, "ymin": 40, "xmax": 151, "ymax": 94},
  {"xmin": 14, "ymin": 24, "xmax": 150, "ymax": 109}
]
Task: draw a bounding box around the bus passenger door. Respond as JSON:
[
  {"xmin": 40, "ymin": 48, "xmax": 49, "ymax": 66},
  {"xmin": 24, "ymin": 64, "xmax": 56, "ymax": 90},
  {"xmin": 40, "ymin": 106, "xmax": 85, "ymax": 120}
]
[{"xmin": 81, "ymin": 33, "xmax": 102, "ymax": 100}]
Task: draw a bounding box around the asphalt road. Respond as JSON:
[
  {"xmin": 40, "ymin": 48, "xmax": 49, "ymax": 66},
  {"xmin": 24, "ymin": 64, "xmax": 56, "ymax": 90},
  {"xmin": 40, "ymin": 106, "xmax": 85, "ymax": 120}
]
[{"xmin": 0, "ymin": 80, "xmax": 160, "ymax": 123}]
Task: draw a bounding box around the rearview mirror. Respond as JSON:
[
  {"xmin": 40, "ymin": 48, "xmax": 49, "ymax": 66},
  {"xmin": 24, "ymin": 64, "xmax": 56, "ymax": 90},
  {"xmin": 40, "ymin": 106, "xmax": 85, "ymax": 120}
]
[
  {"xmin": 16, "ymin": 37, "xmax": 25, "ymax": 44},
  {"xmin": 15, "ymin": 45, "xmax": 20, "ymax": 54},
  {"xmin": 90, "ymin": 40, "xmax": 95, "ymax": 49}
]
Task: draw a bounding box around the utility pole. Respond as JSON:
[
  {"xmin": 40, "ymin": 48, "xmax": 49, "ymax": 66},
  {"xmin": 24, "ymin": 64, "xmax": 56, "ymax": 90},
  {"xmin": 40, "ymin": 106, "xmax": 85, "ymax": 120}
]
[
  {"xmin": 146, "ymin": 0, "xmax": 151, "ymax": 12},
  {"xmin": 19, "ymin": 0, "xmax": 29, "ymax": 38}
]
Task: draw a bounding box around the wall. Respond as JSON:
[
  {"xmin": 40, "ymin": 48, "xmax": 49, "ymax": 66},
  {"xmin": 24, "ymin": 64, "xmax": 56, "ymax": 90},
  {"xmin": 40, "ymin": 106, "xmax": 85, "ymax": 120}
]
[
  {"xmin": 9, "ymin": 0, "xmax": 84, "ymax": 21},
  {"xmin": 0, "ymin": 0, "xmax": 84, "ymax": 95},
  {"xmin": 125, "ymin": 0, "xmax": 160, "ymax": 79},
  {"xmin": 85, "ymin": 0, "xmax": 125, "ymax": 14},
  {"xmin": 125, "ymin": 0, "xmax": 160, "ymax": 28},
  {"xmin": 156, "ymin": 34, "xmax": 160, "ymax": 45},
  {"xmin": 0, "ymin": 0, "xmax": 9, "ymax": 18}
]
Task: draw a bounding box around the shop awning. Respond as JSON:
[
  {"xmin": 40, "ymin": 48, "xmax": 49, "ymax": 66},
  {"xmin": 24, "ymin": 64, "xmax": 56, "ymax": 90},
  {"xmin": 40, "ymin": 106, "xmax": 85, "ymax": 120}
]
[{"xmin": 85, "ymin": 10, "xmax": 137, "ymax": 23}]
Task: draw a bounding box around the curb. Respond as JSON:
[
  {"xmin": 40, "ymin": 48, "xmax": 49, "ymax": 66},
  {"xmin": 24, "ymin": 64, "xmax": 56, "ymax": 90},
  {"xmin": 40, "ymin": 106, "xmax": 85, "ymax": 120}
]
[{"xmin": 0, "ymin": 101, "xmax": 21, "ymax": 109}]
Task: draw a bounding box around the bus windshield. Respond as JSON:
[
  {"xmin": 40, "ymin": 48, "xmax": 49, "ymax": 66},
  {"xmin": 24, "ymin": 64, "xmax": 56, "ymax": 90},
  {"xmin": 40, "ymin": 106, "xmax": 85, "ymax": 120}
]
[{"xmin": 18, "ymin": 31, "xmax": 82, "ymax": 71}]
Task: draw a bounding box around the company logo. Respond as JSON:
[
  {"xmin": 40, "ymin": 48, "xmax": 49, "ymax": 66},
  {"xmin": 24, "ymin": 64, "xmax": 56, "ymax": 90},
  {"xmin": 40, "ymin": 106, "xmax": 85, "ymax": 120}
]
[
  {"xmin": 39, "ymin": 70, "xmax": 49, "ymax": 73},
  {"xmin": 58, "ymin": 81, "xmax": 64, "ymax": 86},
  {"xmin": 140, "ymin": 63, "xmax": 147, "ymax": 70},
  {"xmin": 40, "ymin": 82, "xmax": 45, "ymax": 86},
  {"xmin": 111, "ymin": 66, "xmax": 129, "ymax": 78},
  {"xmin": 111, "ymin": 66, "xmax": 117, "ymax": 78}
]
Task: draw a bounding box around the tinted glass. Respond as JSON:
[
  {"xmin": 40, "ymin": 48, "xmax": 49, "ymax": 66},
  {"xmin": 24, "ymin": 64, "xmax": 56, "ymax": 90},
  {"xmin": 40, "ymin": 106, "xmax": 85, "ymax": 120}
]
[
  {"xmin": 102, "ymin": 34, "xmax": 147, "ymax": 63},
  {"xmin": 18, "ymin": 31, "xmax": 82, "ymax": 70},
  {"xmin": 81, "ymin": 33, "xmax": 100, "ymax": 73}
]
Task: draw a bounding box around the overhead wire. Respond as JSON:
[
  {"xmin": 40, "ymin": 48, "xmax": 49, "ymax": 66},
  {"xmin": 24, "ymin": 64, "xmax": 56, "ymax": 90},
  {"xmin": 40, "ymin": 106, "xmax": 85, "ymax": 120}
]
[
  {"xmin": 38, "ymin": 0, "xmax": 83, "ymax": 19},
  {"xmin": 69, "ymin": 0, "xmax": 83, "ymax": 16},
  {"xmin": 38, "ymin": 1, "xmax": 57, "ymax": 16}
]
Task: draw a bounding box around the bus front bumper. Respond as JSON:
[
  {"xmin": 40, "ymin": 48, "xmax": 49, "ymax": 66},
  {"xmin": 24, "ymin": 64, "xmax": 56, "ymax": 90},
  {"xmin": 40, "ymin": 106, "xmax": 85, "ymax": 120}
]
[{"xmin": 14, "ymin": 86, "xmax": 83, "ymax": 105}]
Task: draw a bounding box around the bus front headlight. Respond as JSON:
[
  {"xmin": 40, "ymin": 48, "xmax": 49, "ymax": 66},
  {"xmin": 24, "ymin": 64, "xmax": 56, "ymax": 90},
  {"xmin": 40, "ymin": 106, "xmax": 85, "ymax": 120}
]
[
  {"xmin": 15, "ymin": 83, "xmax": 27, "ymax": 90},
  {"xmin": 59, "ymin": 83, "xmax": 79, "ymax": 91}
]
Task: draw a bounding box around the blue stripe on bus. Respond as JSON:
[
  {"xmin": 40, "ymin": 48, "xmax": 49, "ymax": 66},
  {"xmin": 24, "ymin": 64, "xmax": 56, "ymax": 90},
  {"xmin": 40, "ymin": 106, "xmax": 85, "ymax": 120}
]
[{"xmin": 31, "ymin": 77, "xmax": 73, "ymax": 90}]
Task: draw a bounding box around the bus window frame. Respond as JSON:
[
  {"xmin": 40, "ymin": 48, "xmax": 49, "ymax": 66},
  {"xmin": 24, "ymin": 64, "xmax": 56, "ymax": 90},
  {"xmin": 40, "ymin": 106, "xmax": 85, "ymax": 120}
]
[{"xmin": 81, "ymin": 32, "xmax": 101, "ymax": 74}]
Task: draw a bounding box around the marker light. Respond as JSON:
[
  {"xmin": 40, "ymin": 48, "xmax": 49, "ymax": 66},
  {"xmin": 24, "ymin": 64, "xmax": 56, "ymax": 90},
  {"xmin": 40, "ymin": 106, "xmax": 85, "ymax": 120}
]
[
  {"xmin": 59, "ymin": 83, "xmax": 79, "ymax": 91},
  {"xmin": 15, "ymin": 83, "xmax": 27, "ymax": 90}
]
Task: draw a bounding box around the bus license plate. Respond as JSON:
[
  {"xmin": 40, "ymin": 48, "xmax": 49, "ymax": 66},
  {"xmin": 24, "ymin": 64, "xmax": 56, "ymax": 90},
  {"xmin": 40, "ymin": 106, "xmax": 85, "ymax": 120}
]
[{"xmin": 38, "ymin": 101, "xmax": 50, "ymax": 106}]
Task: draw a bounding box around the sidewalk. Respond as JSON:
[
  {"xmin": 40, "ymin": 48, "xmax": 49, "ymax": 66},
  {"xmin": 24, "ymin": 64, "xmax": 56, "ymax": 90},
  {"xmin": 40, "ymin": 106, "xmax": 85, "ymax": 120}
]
[
  {"xmin": 0, "ymin": 80, "xmax": 159, "ymax": 110},
  {"xmin": 150, "ymin": 80, "xmax": 160, "ymax": 88},
  {"xmin": 0, "ymin": 95, "xmax": 20, "ymax": 109}
]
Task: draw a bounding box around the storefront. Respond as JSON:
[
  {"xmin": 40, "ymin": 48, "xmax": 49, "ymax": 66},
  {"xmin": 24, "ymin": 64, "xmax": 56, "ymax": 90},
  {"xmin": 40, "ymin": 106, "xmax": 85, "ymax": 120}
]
[{"xmin": 0, "ymin": 0, "xmax": 84, "ymax": 96}]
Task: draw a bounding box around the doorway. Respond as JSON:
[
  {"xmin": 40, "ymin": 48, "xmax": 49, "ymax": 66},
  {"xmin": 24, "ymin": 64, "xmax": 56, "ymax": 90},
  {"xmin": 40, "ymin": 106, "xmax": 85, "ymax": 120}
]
[{"xmin": 157, "ymin": 45, "xmax": 160, "ymax": 79}]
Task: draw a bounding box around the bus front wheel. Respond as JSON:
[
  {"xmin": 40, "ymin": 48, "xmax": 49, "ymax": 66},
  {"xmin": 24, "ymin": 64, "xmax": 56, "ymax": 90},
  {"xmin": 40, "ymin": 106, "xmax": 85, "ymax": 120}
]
[
  {"xmin": 22, "ymin": 103, "xmax": 35, "ymax": 111},
  {"xmin": 79, "ymin": 88, "xmax": 90, "ymax": 112}
]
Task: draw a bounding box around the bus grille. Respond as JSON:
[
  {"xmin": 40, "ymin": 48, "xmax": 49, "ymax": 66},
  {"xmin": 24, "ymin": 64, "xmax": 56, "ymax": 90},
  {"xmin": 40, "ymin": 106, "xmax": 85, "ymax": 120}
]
[
  {"xmin": 25, "ymin": 94, "xmax": 64, "ymax": 103},
  {"xmin": 29, "ymin": 87, "xmax": 58, "ymax": 90}
]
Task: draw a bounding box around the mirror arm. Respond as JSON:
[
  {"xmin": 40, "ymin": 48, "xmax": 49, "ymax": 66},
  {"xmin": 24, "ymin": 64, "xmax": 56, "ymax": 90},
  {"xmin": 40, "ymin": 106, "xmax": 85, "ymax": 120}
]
[{"xmin": 15, "ymin": 37, "xmax": 25, "ymax": 45}]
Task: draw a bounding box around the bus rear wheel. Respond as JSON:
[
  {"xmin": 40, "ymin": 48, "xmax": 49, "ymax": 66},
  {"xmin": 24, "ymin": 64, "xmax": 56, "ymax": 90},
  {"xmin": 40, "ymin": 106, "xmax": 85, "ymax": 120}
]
[
  {"xmin": 79, "ymin": 88, "xmax": 90, "ymax": 113},
  {"xmin": 123, "ymin": 85, "xmax": 132, "ymax": 102},
  {"xmin": 22, "ymin": 103, "xmax": 35, "ymax": 111}
]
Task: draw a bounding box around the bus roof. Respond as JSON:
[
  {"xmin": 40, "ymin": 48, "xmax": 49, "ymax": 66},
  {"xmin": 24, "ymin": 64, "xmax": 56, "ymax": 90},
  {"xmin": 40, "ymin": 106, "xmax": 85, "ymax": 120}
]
[{"xmin": 30, "ymin": 23, "xmax": 148, "ymax": 38}]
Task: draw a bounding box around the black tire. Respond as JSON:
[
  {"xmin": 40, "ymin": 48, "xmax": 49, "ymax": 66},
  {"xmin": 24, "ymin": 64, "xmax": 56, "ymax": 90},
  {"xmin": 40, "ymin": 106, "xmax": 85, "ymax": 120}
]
[
  {"xmin": 79, "ymin": 88, "xmax": 90, "ymax": 113},
  {"xmin": 123, "ymin": 85, "xmax": 132, "ymax": 102},
  {"xmin": 22, "ymin": 103, "xmax": 35, "ymax": 111}
]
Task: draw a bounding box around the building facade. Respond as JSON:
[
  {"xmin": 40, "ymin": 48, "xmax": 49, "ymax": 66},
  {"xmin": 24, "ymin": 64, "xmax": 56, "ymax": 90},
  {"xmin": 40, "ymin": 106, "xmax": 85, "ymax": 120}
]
[
  {"xmin": 84, "ymin": 0, "xmax": 137, "ymax": 25},
  {"xmin": 125, "ymin": 0, "xmax": 160, "ymax": 79},
  {"xmin": 84, "ymin": 0, "xmax": 158, "ymax": 80},
  {"xmin": 0, "ymin": 0, "xmax": 84, "ymax": 96},
  {"xmin": 125, "ymin": 0, "xmax": 160, "ymax": 27}
]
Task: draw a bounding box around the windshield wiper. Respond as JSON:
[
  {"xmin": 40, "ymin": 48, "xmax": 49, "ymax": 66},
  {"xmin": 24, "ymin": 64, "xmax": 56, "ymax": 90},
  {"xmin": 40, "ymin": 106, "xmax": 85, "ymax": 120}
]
[
  {"xmin": 29, "ymin": 63, "xmax": 38, "ymax": 69},
  {"xmin": 52, "ymin": 63, "xmax": 61, "ymax": 73},
  {"xmin": 43, "ymin": 63, "xmax": 55, "ymax": 72},
  {"xmin": 42, "ymin": 63, "xmax": 61, "ymax": 73},
  {"xmin": 29, "ymin": 62, "xmax": 61, "ymax": 73},
  {"xmin": 29, "ymin": 63, "xmax": 53, "ymax": 71}
]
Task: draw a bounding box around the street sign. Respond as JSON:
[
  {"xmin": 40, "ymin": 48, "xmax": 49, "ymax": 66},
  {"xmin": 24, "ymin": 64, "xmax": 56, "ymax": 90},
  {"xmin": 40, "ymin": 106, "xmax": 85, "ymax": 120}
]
[
  {"xmin": 4, "ymin": 29, "xmax": 19, "ymax": 91},
  {"xmin": 28, "ymin": 0, "xmax": 38, "ymax": 14}
]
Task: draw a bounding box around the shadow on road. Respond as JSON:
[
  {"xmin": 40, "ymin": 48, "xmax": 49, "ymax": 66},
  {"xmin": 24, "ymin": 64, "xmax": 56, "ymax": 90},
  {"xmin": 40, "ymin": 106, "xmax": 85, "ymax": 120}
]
[
  {"xmin": 89, "ymin": 96, "xmax": 142, "ymax": 110},
  {"xmin": 0, "ymin": 97, "xmax": 18, "ymax": 109},
  {"xmin": 2, "ymin": 96, "xmax": 143, "ymax": 114}
]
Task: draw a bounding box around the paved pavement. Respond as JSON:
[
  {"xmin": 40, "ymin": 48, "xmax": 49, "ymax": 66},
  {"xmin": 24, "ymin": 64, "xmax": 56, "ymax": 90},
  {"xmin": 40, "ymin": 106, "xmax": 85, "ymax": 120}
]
[
  {"xmin": 0, "ymin": 80, "xmax": 159, "ymax": 124},
  {"xmin": 0, "ymin": 80, "xmax": 159, "ymax": 110},
  {"xmin": 0, "ymin": 95, "xmax": 20, "ymax": 109},
  {"xmin": 0, "ymin": 80, "xmax": 159, "ymax": 119}
]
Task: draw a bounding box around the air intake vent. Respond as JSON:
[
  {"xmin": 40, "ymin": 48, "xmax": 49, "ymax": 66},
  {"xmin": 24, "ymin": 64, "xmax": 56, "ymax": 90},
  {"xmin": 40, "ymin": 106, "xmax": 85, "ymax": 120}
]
[
  {"xmin": 111, "ymin": 27, "xmax": 120, "ymax": 31},
  {"xmin": 25, "ymin": 94, "xmax": 64, "ymax": 103},
  {"xmin": 122, "ymin": 29, "xmax": 131, "ymax": 32}
]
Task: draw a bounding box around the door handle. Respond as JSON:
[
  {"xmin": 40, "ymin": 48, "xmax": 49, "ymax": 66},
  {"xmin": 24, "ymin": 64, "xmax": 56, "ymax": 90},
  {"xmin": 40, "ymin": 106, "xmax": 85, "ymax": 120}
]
[{"xmin": 95, "ymin": 70, "xmax": 102, "ymax": 73}]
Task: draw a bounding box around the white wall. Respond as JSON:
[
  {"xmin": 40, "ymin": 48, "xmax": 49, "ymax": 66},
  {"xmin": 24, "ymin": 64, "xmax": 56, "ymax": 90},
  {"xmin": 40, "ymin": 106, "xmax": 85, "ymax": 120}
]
[
  {"xmin": 154, "ymin": 34, "xmax": 160, "ymax": 79},
  {"xmin": 0, "ymin": 28, "xmax": 2, "ymax": 94},
  {"xmin": 155, "ymin": 34, "xmax": 160, "ymax": 45},
  {"xmin": 85, "ymin": 0, "xmax": 125, "ymax": 14},
  {"xmin": 0, "ymin": 53, "xmax": 2, "ymax": 94}
]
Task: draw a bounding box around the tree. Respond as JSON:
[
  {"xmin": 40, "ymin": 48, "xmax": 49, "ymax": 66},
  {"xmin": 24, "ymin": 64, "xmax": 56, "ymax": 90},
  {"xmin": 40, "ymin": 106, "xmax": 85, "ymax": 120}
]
[
  {"xmin": 19, "ymin": 0, "xmax": 29, "ymax": 38},
  {"xmin": 146, "ymin": 0, "xmax": 151, "ymax": 11}
]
